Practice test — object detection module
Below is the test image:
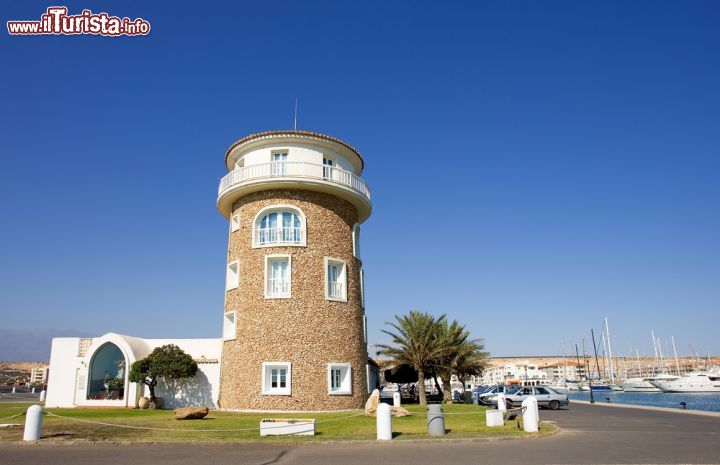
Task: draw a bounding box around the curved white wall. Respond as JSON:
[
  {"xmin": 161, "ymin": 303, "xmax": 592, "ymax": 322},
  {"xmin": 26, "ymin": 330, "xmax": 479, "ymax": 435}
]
[{"xmin": 235, "ymin": 143, "xmax": 357, "ymax": 174}]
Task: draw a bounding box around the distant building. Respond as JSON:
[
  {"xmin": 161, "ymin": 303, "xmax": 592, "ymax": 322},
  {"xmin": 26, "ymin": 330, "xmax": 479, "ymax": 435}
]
[
  {"xmin": 29, "ymin": 366, "xmax": 49, "ymax": 385},
  {"xmin": 539, "ymin": 361, "xmax": 586, "ymax": 381},
  {"xmin": 481, "ymin": 360, "xmax": 549, "ymax": 386}
]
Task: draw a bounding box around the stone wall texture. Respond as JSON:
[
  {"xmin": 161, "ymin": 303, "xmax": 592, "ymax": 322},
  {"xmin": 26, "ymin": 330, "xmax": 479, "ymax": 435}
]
[{"xmin": 219, "ymin": 189, "xmax": 369, "ymax": 411}]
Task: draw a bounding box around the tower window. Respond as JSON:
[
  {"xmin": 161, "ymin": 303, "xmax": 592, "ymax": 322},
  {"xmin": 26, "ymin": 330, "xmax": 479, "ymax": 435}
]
[
  {"xmin": 322, "ymin": 157, "xmax": 334, "ymax": 179},
  {"xmin": 223, "ymin": 311, "xmax": 236, "ymax": 341},
  {"xmin": 254, "ymin": 206, "xmax": 306, "ymax": 247},
  {"xmin": 230, "ymin": 214, "xmax": 240, "ymax": 232},
  {"xmin": 363, "ymin": 314, "xmax": 367, "ymax": 343},
  {"xmin": 325, "ymin": 257, "xmax": 347, "ymax": 302},
  {"xmin": 327, "ymin": 363, "xmax": 352, "ymax": 395},
  {"xmin": 262, "ymin": 362, "xmax": 291, "ymax": 395},
  {"xmin": 265, "ymin": 255, "xmax": 291, "ymax": 298},
  {"xmin": 352, "ymin": 224, "xmax": 361, "ymax": 259},
  {"xmin": 226, "ymin": 260, "xmax": 239, "ymax": 291},
  {"xmin": 360, "ymin": 267, "xmax": 365, "ymax": 309},
  {"xmin": 271, "ymin": 151, "xmax": 288, "ymax": 176}
]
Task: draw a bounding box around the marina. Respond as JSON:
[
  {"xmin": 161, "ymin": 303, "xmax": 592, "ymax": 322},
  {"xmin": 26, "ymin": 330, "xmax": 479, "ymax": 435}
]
[{"xmin": 568, "ymin": 390, "xmax": 720, "ymax": 413}]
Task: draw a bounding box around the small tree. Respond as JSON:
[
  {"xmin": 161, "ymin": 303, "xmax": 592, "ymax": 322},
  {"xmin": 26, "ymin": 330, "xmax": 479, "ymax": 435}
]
[{"xmin": 128, "ymin": 344, "xmax": 197, "ymax": 408}]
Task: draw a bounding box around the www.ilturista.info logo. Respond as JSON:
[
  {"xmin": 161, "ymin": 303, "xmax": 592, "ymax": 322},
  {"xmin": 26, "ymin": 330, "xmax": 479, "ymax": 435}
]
[{"xmin": 7, "ymin": 6, "xmax": 150, "ymax": 37}]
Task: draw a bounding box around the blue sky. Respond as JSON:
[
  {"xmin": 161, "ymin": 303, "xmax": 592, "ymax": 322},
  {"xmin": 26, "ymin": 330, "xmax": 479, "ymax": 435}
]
[{"xmin": 1, "ymin": 1, "xmax": 718, "ymax": 361}]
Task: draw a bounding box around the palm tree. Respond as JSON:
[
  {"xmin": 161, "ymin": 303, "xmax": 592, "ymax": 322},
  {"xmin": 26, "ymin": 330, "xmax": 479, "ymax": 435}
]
[
  {"xmin": 377, "ymin": 311, "xmax": 446, "ymax": 407},
  {"xmin": 433, "ymin": 320, "xmax": 487, "ymax": 403},
  {"xmin": 454, "ymin": 348, "xmax": 488, "ymax": 395}
]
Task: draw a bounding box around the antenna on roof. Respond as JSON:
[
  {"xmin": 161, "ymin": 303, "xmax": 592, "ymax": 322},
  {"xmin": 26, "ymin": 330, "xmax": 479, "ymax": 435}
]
[{"xmin": 293, "ymin": 98, "xmax": 298, "ymax": 130}]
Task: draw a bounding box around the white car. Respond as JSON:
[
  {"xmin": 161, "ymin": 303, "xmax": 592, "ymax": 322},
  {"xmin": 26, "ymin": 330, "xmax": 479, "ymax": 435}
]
[{"xmin": 492, "ymin": 386, "xmax": 569, "ymax": 410}]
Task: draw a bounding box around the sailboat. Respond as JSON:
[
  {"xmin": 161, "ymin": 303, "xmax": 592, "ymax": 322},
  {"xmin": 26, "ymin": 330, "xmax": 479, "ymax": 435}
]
[
  {"xmin": 590, "ymin": 318, "xmax": 623, "ymax": 391},
  {"xmin": 619, "ymin": 348, "xmax": 674, "ymax": 392}
]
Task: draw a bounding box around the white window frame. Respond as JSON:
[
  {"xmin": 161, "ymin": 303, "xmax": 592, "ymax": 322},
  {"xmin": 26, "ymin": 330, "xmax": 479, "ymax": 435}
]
[
  {"xmin": 271, "ymin": 150, "xmax": 288, "ymax": 176},
  {"xmin": 223, "ymin": 311, "xmax": 236, "ymax": 341},
  {"xmin": 230, "ymin": 213, "xmax": 240, "ymax": 232},
  {"xmin": 327, "ymin": 363, "xmax": 352, "ymax": 395},
  {"xmin": 322, "ymin": 156, "xmax": 335, "ymax": 180},
  {"xmin": 359, "ymin": 267, "xmax": 365, "ymax": 309},
  {"xmin": 264, "ymin": 254, "xmax": 292, "ymax": 299},
  {"xmin": 352, "ymin": 224, "xmax": 361, "ymax": 259},
  {"xmin": 252, "ymin": 205, "xmax": 307, "ymax": 248},
  {"xmin": 226, "ymin": 260, "xmax": 239, "ymax": 291},
  {"xmin": 262, "ymin": 362, "xmax": 291, "ymax": 395},
  {"xmin": 324, "ymin": 257, "xmax": 348, "ymax": 302},
  {"xmin": 363, "ymin": 315, "xmax": 367, "ymax": 343},
  {"xmin": 366, "ymin": 364, "xmax": 376, "ymax": 394}
]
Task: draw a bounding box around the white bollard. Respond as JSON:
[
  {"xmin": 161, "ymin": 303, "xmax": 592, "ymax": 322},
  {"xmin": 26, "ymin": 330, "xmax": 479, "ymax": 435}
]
[
  {"xmin": 376, "ymin": 403, "xmax": 392, "ymax": 440},
  {"xmin": 392, "ymin": 391, "xmax": 401, "ymax": 407},
  {"xmin": 496, "ymin": 393, "xmax": 507, "ymax": 412},
  {"xmin": 521, "ymin": 396, "xmax": 539, "ymax": 433},
  {"xmin": 23, "ymin": 405, "xmax": 43, "ymax": 441},
  {"xmin": 31, "ymin": 387, "xmax": 36, "ymax": 394},
  {"xmin": 485, "ymin": 409, "xmax": 504, "ymax": 427},
  {"xmin": 12, "ymin": 387, "xmax": 16, "ymax": 393},
  {"xmin": 39, "ymin": 390, "xmax": 46, "ymax": 402}
]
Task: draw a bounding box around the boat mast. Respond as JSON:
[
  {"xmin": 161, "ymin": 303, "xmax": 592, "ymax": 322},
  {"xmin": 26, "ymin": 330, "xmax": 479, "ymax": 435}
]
[
  {"xmin": 651, "ymin": 330, "xmax": 659, "ymax": 375},
  {"xmin": 605, "ymin": 317, "xmax": 615, "ymax": 384},
  {"xmin": 591, "ymin": 329, "xmax": 602, "ymax": 381},
  {"xmin": 671, "ymin": 336, "xmax": 680, "ymax": 375},
  {"xmin": 562, "ymin": 337, "xmax": 567, "ymax": 380},
  {"xmin": 635, "ymin": 349, "xmax": 642, "ymax": 377},
  {"xmin": 688, "ymin": 344, "xmax": 700, "ymax": 371},
  {"xmin": 599, "ymin": 331, "xmax": 607, "ymax": 378},
  {"xmin": 657, "ymin": 335, "xmax": 665, "ymax": 373}
]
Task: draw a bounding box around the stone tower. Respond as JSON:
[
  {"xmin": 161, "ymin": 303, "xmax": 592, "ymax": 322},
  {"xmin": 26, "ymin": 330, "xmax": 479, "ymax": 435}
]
[{"xmin": 216, "ymin": 130, "xmax": 372, "ymax": 411}]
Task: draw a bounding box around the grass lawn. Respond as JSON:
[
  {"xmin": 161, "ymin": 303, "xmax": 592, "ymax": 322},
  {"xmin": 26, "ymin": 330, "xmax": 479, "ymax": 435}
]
[{"xmin": 0, "ymin": 402, "xmax": 553, "ymax": 443}]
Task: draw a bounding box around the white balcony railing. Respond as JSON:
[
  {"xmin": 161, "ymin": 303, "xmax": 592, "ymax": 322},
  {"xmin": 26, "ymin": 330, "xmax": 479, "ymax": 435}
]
[
  {"xmin": 267, "ymin": 279, "xmax": 290, "ymax": 297},
  {"xmin": 256, "ymin": 227, "xmax": 304, "ymax": 246},
  {"xmin": 327, "ymin": 281, "xmax": 345, "ymax": 300},
  {"xmin": 218, "ymin": 161, "xmax": 370, "ymax": 201}
]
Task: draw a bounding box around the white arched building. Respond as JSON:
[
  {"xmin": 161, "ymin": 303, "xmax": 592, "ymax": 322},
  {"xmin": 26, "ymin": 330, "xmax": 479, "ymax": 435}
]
[{"xmin": 45, "ymin": 333, "xmax": 220, "ymax": 408}]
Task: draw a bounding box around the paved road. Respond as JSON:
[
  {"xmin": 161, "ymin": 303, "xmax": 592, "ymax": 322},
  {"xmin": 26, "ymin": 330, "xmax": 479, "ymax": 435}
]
[
  {"xmin": 0, "ymin": 402, "xmax": 718, "ymax": 464},
  {"xmin": 0, "ymin": 392, "xmax": 40, "ymax": 403}
]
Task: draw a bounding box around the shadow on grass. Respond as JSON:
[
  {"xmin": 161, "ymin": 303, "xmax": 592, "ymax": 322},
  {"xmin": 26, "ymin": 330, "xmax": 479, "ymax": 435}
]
[{"xmin": 42, "ymin": 432, "xmax": 75, "ymax": 439}]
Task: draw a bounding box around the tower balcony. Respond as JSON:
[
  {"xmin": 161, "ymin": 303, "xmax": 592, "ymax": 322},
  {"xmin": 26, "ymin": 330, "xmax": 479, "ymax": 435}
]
[{"xmin": 217, "ymin": 161, "xmax": 372, "ymax": 222}]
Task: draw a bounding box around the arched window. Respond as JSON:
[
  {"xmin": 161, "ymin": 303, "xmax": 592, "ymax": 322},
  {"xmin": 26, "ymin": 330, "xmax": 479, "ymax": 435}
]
[
  {"xmin": 254, "ymin": 207, "xmax": 306, "ymax": 246},
  {"xmin": 87, "ymin": 343, "xmax": 126, "ymax": 400}
]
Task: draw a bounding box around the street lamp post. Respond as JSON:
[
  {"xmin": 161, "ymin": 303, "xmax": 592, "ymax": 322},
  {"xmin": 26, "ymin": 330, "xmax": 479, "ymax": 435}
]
[{"xmin": 584, "ymin": 354, "xmax": 595, "ymax": 404}]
